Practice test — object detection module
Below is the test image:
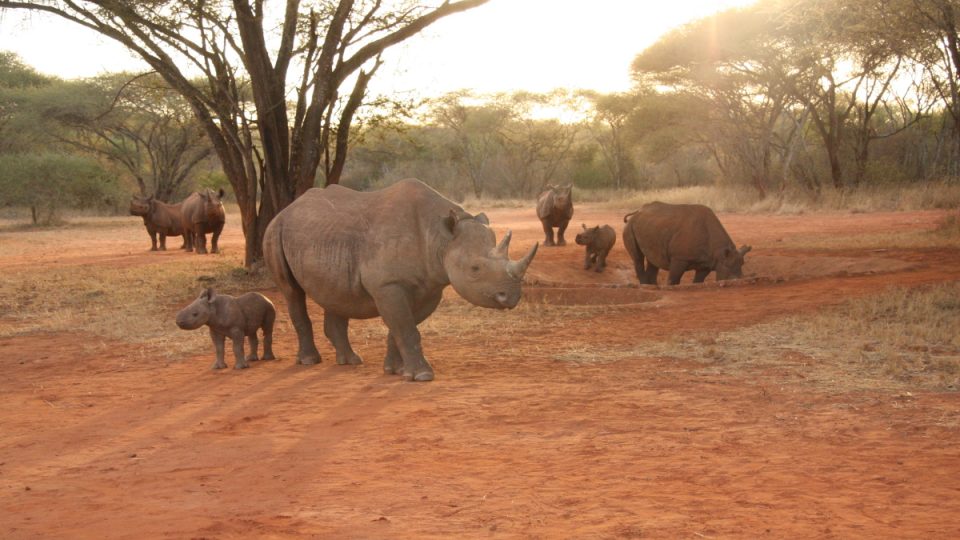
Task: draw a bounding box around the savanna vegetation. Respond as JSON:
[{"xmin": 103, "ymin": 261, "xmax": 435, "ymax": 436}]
[{"xmin": 2, "ymin": 0, "xmax": 960, "ymax": 263}]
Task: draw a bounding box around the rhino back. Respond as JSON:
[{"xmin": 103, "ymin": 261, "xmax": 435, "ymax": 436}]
[
  {"xmin": 596, "ymin": 225, "xmax": 617, "ymax": 250},
  {"xmin": 535, "ymin": 190, "xmax": 554, "ymax": 220},
  {"xmin": 631, "ymin": 202, "xmax": 734, "ymax": 267},
  {"xmin": 150, "ymin": 201, "xmax": 185, "ymax": 234},
  {"xmin": 272, "ymin": 180, "xmax": 457, "ymax": 319}
]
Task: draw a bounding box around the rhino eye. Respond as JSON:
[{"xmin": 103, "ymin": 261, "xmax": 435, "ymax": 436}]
[{"xmin": 470, "ymin": 264, "xmax": 480, "ymax": 273}]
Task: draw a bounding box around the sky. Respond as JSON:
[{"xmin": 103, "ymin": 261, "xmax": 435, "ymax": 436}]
[{"xmin": 0, "ymin": 0, "xmax": 755, "ymax": 97}]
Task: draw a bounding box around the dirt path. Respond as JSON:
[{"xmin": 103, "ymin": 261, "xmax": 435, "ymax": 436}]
[{"xmin": 2, "ymin": 207, "xmax": 959, "ymax": 538}]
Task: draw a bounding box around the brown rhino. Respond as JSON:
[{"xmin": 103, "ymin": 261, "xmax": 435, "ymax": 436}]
[
  {"xmin": 536, "ymin": 184, "xmax": 573, "ymax": 246},
  {"xmin": 623, "ymin": 201, "xmax": 751, "ymax": 285},
  {"xmin": 129, "ymin": 194, "xmax": 187, "ymax": 251},
  {"xmin": 575, "ymin": 223, "xmax": 616, "ymax": 272},
  {"xmin": 181, "ymin": 188, "xmax": 226, "ymax": 254},
  {"xmin": 262, "ymin": 179, "xmax": 538, "ymax": 382}
]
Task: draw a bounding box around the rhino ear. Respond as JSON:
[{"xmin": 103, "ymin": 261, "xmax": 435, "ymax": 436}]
[
  {"xmin": 201, "ymin": 287, "xmax": 215, "ymax": 302},
  {"xmin": 444, "ymin": 209, "xmax": 460, "ymax": 233},
  {"xmin": 739, "ymin": 245, "xmax": 752, "ymax": 256},
  {"xmin": 474, "ymin": 212, "xmax": 489, "ymax": 226},
  {"xmin": 217, "ymin": 188, "xmax": 225, "ymax": 199},
  {"xmin": 581, "ymin": 223, "xmax": 587, "ymax": 230}
]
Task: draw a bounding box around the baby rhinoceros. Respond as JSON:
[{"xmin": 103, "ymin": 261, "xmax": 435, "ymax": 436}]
[
  {"xmin": 575, "ymin": 223, "xmax": 616, "ymax": 272},
  {"xmin": 176, "ymin": 288, "xmax": 276, "ymax": 370}
]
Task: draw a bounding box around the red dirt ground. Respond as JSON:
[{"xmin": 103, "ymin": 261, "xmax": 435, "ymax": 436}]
[{"xmin": 2, "ymin": 206, "xmax": 959, "ymax": 538}]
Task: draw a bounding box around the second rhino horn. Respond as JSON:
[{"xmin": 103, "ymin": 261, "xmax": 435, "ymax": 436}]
[{"xmin": 495, "ymin": 229, "xmax": 512, "ymax": 257}]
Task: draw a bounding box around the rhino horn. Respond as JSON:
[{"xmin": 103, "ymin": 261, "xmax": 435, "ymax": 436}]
[
  {"xmin": 739, "ymin": 245, "xmax": 752, "ymax": 256},
  {"xmin": 507, "ymin": 242, "xmax": 538, "ymax": 279},
  {"xmin": 495, "ymin": 229, "xmax": 512, "ymax": 257}
]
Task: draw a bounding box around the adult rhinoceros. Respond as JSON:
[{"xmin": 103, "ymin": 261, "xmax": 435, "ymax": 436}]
[
  {"xmin": 263, "ymin": 179, "xmax": 538, "ymax": 382},
  {"xmin": 623, "ymin": 201, "xmax": 751, "ymax": 286}
]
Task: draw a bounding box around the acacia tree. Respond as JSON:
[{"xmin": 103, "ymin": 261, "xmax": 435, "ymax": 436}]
[
  {"xmin": 45, "ymin": 73, "xmax": 213, "ymax": 201},
  {"xmin": 0, "ymin": 0, "xmax": 489, "ymax": 266}
]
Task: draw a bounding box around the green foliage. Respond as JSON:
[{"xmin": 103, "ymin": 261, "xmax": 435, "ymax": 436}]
[{"xmin": 0, "ymin": 153, "xmax": 120, "ymax": 224}]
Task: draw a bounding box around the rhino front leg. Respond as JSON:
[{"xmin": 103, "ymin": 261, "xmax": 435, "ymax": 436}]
[
  {"xmin": 642, "ymin": 262, "xmax": 660, "ymax": 285},
  {"xmin": 693, "ymin": 269, "xmax": 711, "ymax": 283},
  {"xmin": 324, "ymin": 311, "xmax": 363, "ymax": 365},
  {"xmin": 210, "ymin": 329, "xmax": 228, "ymax": 370},
  {"xmin": 159, "ymin": 233, "xmax": 168, "ymax": 251},
  {"xmin": 383, "ymin": 334, "xmax": 404, "ymax": 375},
  {"xmin": 584, "ymin": 250, "xmax": 594, "ymax": 270},
  {"xmin": 149, "ymin": 230, "xmax": 159, "ymax": 251},
  {"xmin": 556, "ymin": 220, "xmax": 569, "ymax": 246},
  {"xmin": 667, "ymin": 260, "xmax": 688, "ymax": 286},
  {"xmin": 375, "ymin": 286, "xmax": 434, "ymax": 382},
  {"xmin": 541, "ymin": 221, "xmax": 556, "ymax": 246},
  {"xmin": 195, "ymin": 228, "xmax": 208, "ymax": 254},
  {"xmin": 210, "ymin": 225, "xmax": 223, "ymax": 254},
  {"xmin": 596, "ymin": 251, "xmax": 607, "ymax": 272}
]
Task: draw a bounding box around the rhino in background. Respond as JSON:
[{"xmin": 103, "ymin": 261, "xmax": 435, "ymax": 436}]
[
  {"xmin": 623, "ymin": 201, "xmax": 751, "ymax": 286},
  {"xmin": 263, "ymin": 179, "xmax": 538, "ymax": 382},
  {"xmin": 536, "ymin": 184, "xmax": 574, "ymax": 246},
  {"xmin": 181, "ymin": 188, "xmax": 226, "ymax": 254},
  {"xmin": 129, "ymin": 194, "xmax": 187, "ymax": 251}
]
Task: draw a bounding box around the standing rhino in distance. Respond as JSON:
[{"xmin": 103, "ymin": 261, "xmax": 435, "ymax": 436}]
[
  {"xmin": 181, "ymin": 188, "xmax": 226, "ymax": 254},
  {"xmin": 536, "ymin": 184, "xmax": 574, "ymax": 246},
  {"xmin": 129, "ymin": 194, "xmax": 187, "ymax": 251},
  {"xmin": 575, "ymin": 223, "xmax": 616, "ymax": 273},
  {"xmin": 623, "ymin": 201, "xmax": 751, "ymax": 286},
  {"xmin": 263, "ymin": 179, "xmax": 538, "ymax": 382}
]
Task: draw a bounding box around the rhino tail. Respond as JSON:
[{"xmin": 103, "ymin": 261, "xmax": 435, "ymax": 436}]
[
  {"xmin": 263, "ymin": 220, "xmax": 304, "ymax": 298},
  {"xmin": 623, "ymin": 210, "xmax": 638, "ymax": 223}
]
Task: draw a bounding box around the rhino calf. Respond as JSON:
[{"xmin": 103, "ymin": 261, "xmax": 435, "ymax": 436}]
[
  {"xmin": 575, "ymin": 223, "xmax": 616, "ymax": 272},
  {"xmin": 176, "ymin": 288, "xmax": 276, "ymax": 370}
]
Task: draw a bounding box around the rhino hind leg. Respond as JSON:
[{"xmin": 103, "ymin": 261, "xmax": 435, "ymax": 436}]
[
  {"xmin": 324, "ymin": 311, "xmax": 363, "ymax": 366},
  {"xmin": 261, "ymin": 310, "xmax": 276, "ymax": 361},
  {"xmin": 667, "ymin": 260, "xmax": 688, "ymax": 286},
  {"xmin": 288, "ymin": 288, "xmax": 321, "ymax": 365},
  {"xmin": 245, "ymin": 333, "xmax": 260, "ymax": 362},
  {"xmin": 693, "ymin": 269, "xmax": 711, "ymax": 283}
]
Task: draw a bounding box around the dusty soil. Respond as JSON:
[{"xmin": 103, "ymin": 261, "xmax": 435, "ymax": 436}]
[{"xmin": 2, "ymin": 206, "xmax": 959, "ymax": 538}]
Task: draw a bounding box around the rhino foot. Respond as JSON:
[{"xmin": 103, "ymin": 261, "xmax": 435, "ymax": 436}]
[
  {"xmin": 557, "ymin": 239, "xmax": 566, "ymax": 246},
  {"xmin": 403, "ymin": 369, "xmax": 435, "ymax": 382},
  {"xmin": 234, "ymin": 361, "xmax": 250, "ymax": 370},
  {"xmin": 336, "ymin": 352, "xmax": 363, "ymax": 366},
  {"xmin": 297, "ymin": 353, "xmax": 321, "ymax": 365},
  {"xmin": 245, "ymin": 354, "xmax": 259, "ymax": 362},
  {"xmin": 212, "ymin": 361, "xmax": 227, "ymax": 370},
  {"xmin": 262, "ymin": 353, "xmax": 276, "ymax": 361}
]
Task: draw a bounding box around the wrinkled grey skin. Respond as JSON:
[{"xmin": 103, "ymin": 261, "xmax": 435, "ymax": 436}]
[
  {"xmin": 536, "ymin": 184, "xmax": 574, "ymax": 246},
  {"xmin": 129, "ymin": 195, "xmax": 187, "ymax": 251},
  {"xmin": 181, "ymin": 188, "xmax": 226, "ymax": 254},
  {"xmin": 623, "ymin": 202, "xmax": 751, "ymax": 286},
  {"xmin": 176, "ymin": 288, "xmax": 276, "ymax": 370},
  {"xmin": 262, "ymin": 179, "xmax": 538, "ymax": 382},
  {"xmin": 575, "ymin": 223, "xmax": 616, "ymax": 273}
]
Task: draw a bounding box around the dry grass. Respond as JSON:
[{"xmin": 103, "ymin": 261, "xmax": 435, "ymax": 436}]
[
  {"xmin": 630, "ymin": 283, "xmax": 960, "ymax": 392},
  {"xmin": 0, "ymin": 255, "xmax": 273, "ymax": 358},
  {"xmin": 590, "ymin": 181, "xmax": 960, "ymax": 214}
]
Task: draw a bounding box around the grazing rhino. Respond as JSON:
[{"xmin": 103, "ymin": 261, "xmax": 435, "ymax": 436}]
[
  {"xmin": 623, "ymin": 201, "xmax": 751, "ymax": 285},
  {"xmin": 181, "ymin": 188, "xmax": 226, "ymax": 254},
  {"xmin": 175, "ymin": 288, "xmax": 276, "ymax": 370},
  {"xmin": 129, "ymin": 194, "xmax": 187, "ymax": 251},
  {"xmin": 536, "ymin": 184, "xmax": 574, "ymax": 246},
  {"xmin": 575, "ymin": 223, "xmax": 616, "ymax": 273},
  {"xmin": 262, "ymin": 179, "xmax": 538, "ymax": 382}
]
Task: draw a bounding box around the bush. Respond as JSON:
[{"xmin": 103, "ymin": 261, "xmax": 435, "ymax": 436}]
[{"xmin": 0, "ymin": 152, "xmax": 121, "ymax": 224}]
